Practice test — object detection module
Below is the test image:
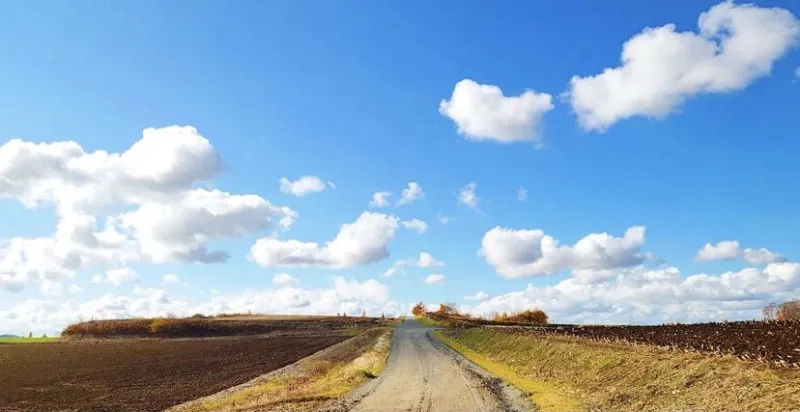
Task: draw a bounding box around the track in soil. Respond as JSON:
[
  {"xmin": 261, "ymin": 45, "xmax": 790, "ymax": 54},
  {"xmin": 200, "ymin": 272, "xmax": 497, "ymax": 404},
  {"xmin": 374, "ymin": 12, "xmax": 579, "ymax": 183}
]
[
  {"xmin": 332, "ymin": 319, "xmax": 532, "ymax": 412},
  {"xmin": 0, "ymin": 334, "xmax": 346, "ymax": 412}
]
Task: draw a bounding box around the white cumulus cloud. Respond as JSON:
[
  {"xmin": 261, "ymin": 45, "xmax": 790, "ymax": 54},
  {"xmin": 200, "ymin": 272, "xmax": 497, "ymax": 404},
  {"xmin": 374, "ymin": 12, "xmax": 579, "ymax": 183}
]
[
  {"xmin": 743, "ymin": 248, "xmax": 787, "ymax": 265},
  {"xmin": 424, "ymin": 273, "xmax": 445, "ymax": 285},
  {"xmin": 115, "ymin": 188, "xmax": 296, "ymax": 264},
  {"xmin": 417, "ymin": 252, "xmax": 445, "ymax": 268},
  {"xmin": 369, "ymin": 191, "xmax": 392, "ymax": 208},
  {"xmin": 695, "ymin": 240, "xmax": 741, "ymax": 262},
  {"xmin": 695, "ymin": 241, "xmax": 787, "ymax": 266},
  {"xmin": 567, "ymin": 1, "xmax": 800, "ymax": 131},
  {"xmin": 0, "ymin": 126, "xmax": 296, "ymax": 292},
  {"xmin": 463, "ymin": 262, "xmax": 800, "ymax": 324},
  {"xmin": 402, "ymin": 218, "xmax": 428, "ymax": 234},
  {"xmin": 249, "ymin": 212, "xmax": 400, "ymax": 269},
  {"xmin": 397, "ymin": 182, "xmax": 424, "ymax": 206},
  {"xmin": 481, "ymin": 226, "xmax": 647, "ymax": 278},
  {"xmin": 440, "ymin": 79, "xmax": 554, "ymax": 143},
  {"xmin": 381, "ymin": 252, "xmax": 444, "ymax": 277},
  {"xmin": 0, "ymin": 277, "xmax": 401, "ymax": 335},
  {"xmin": 458, "ymin": 182, "xmax": 479, "ymax": 210},
  {"xmin": 279, "ymin": 176, "xmax": 332, "ymax": 197}
]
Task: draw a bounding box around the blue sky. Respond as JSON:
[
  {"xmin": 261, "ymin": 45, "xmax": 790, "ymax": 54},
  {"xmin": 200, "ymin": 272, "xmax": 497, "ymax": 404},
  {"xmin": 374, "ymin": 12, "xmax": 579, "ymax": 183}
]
[{"xmin": 1, "ymin": 0, "xmax": 799, "ymax": 334}]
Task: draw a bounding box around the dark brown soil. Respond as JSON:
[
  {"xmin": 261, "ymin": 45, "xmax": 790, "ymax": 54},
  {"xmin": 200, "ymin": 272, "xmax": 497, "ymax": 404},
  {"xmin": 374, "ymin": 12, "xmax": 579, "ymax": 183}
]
[
  {"xmin": 0, "ymin": 334, "xmax": 347, "ymax": 412},
  {"xmin": 497, "ymin": 320, "xmax": 800, "ymax": 368},
  {"xmin": 429, "ymin": 313, "xmax": 800, "ymax": 368}
]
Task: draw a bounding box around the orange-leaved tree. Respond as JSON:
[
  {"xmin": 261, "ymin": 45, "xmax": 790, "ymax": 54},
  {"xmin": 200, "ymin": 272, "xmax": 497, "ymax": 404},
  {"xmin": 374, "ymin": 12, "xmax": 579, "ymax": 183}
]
[
  {"xmin": 411, "ymin": 302, "xmax": 426, "ymax": 316},
  {"xmin": 494, "ymin": 309, "xmax": 549, "ymax": 325},
  {"xmin": 777, "ymin": 300, "xmax": 800, "ymax": 321},
  {"xmin": 437, "ymin": 302, "xmax": 457, "ymax": 316}
]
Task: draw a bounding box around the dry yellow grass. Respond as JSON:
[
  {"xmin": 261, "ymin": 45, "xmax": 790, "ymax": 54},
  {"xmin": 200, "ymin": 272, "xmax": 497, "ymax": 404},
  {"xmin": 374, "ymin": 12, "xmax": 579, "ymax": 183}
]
[
  {"xmin": 438, "ymin": 327, "xmax": 800, "ymax": 412},
  {"xmin": 171, "ymin": 327, "xmax": 393, "ymax": 412}
]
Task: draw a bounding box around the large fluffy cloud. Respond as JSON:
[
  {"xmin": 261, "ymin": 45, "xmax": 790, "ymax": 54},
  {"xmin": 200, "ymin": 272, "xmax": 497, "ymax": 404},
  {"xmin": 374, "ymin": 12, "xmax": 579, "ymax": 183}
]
[
  {"xmin": 463, "ymin": 262, "xmax": 800, "ymax": 324},
  {"xmin": 249, "ymin": 212, "xmax": 400, "ymax": 269},
  {"xmin": 115, "ymin": 188, "xmax": 295, "ymax": 263},
  {"xmin": 0, "ymin": 126, "xmax": 222, "ymax": 214},
  {"xmin": 0, "ymin": 126, "xmax": 296, "ymax": 292},
  {"xmin": 440, "ymin": 79, "xmax": 554, "ymax": 143},
  {"xmin": 481, "ymin": 226, "xmax": 647, "ymax": 278},
  {"xmin": 567, "ymin": 1, "xmax": 800, "ymax": 131}
]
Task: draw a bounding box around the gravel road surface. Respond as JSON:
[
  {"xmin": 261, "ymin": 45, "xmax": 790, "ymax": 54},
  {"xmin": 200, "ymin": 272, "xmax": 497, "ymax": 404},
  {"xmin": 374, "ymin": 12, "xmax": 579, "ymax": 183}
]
[{"xmin": 324, "ymin": 319, "xmax": 533, "ymax": 412}]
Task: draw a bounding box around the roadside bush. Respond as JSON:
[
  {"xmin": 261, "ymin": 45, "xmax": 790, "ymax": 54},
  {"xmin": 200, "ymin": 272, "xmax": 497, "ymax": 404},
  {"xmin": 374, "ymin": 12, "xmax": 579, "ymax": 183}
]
[
  {"xmin": 493, "ymin": 309, "xmax": 549, "ymax": 325},
  {"xmin": 411, "ymin": 302, "xmax": 426, "ymax": 316},
  {"xmin": 778, "ymin": 300, "xmax": 800, "ymax": 321},
  {"xmin": 149, "ymin": 318, "xmax": 168, "ymax": 334},
  {"xmin": 436, "ymin": 302, "xmax": 458, "ymax": 316}
]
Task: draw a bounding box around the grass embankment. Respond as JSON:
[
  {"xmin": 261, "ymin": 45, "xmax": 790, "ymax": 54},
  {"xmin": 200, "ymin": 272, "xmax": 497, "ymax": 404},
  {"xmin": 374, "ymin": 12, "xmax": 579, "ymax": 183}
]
[
  {"xmin": 437, "ymin": 328, "xmax": 800, "ymax": 412},
  {"xmin": 171, "ymin": 327, "xmax": 394, "ymax": 412},
  {"xmin": 0, "ymin": 337, "xmax": 59, "ymax": 344},
  {"xmin": 415, "ymin": 315, "xmax": 446, "ymax": 327}
]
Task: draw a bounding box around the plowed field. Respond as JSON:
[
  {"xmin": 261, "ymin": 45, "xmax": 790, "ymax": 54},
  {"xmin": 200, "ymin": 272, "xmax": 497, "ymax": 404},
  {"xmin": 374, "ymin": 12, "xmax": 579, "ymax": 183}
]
[
  {"xmin": 496, "ymin": 320, "xmax": 800, "ymax": 367},
  {"xmin": 0, "ymin": 334, "xmax": 347, "ymax": 412}
]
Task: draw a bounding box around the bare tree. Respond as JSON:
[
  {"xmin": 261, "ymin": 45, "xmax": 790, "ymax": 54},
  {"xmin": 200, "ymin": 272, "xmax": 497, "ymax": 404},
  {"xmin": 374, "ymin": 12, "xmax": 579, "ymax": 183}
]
[{"xmin": 762, "ymin": 302, "xmax": 777, "ymax": 321}]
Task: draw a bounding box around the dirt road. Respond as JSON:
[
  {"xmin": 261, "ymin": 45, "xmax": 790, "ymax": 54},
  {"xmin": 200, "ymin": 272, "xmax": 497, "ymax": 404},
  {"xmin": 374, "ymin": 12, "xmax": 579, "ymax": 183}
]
[{"xmin": 327, "ymin": 319, "xmax": 533, "ymax": 412}]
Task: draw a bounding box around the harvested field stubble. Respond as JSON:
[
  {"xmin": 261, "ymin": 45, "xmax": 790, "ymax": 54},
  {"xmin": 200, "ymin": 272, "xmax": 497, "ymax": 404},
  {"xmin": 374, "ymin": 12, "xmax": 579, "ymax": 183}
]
[
  {"xmin": 492, "ymin": 320, "xmax": 800, "ymax": 368},
  {"xmin": 0, "ymin": 334, "xmax": 348, "ymax": 412}
]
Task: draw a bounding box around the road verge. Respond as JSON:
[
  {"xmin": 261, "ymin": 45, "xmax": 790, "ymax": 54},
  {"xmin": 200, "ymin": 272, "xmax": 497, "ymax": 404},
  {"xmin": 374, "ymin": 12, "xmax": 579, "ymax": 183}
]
[
  {"xmin": 437, "ymin": 327, "xmax": 800, "ymax": 411},
  {"xmin": 167, "ymin": 327, "xmax": 393, "ymax": 412}
]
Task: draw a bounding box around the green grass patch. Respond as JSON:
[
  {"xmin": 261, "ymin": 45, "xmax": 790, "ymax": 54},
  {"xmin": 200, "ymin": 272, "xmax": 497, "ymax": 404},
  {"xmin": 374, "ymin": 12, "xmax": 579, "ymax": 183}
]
[
  {"xmin": 414, "ymin": 315, "xmax": 445, "ymax": 327},
  {"xmin": 0, "ymin": 337, "xmax": 59, "ymax": 344}
]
